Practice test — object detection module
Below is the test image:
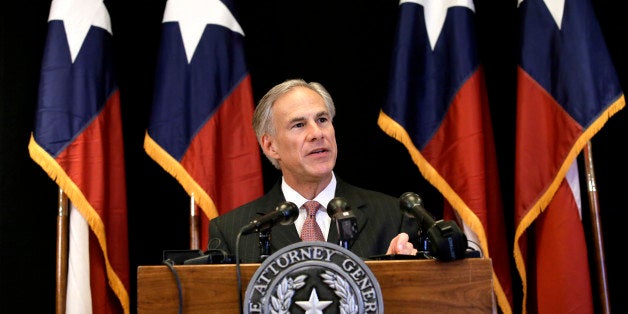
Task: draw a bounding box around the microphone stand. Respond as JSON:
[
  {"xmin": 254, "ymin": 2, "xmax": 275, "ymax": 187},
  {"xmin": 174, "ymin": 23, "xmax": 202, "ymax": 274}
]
[
  {"xmin": 327, "ymin": 197, "xmax": 358, "ymax": 249},
  {"xmin": 334, "ymin": 213, "xmax": 357, "ymax": 249},
  {"xmin": 416, "ymin": 230, "xmax": 430, "ymax": 258},
  {"xmin": 339, "ymin": 240, "xmax": 349, "ymax": 250},
  {"xmin": 258, "ymin": 230, "xmax": 271, "ymax": 262}
]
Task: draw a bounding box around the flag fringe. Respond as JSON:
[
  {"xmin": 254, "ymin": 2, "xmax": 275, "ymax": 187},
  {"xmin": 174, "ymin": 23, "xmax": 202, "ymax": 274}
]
[
  {"xmin": 28, "ymin": 134, "xmax": 130, "ymax": 314},
  {"xmin": 377, "ymin": 110, "xmax": 512, "ymax": 314},
  {"xmin": 513, "ymin": 94, "xmax": 625, "ymax": 313},
  {"xmin": 143, "ymin": 132, "xmax": 220, "ymax": 220}
]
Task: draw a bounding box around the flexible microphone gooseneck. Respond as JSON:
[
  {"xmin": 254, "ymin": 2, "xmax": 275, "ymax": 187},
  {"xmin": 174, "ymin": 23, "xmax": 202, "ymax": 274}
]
[
  {"xmin": 327, "ymin": 197, "xmax": 357, "ymax": 249},
  {"xmin": 399, "ymin": 192, "xmax": 468, "ymax": 261}
]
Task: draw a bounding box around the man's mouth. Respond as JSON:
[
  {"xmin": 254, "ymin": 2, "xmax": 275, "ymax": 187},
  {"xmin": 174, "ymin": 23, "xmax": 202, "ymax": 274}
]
[{"xmin": 309, "ymin": 148, "xmax": 327, "ymax": 155}]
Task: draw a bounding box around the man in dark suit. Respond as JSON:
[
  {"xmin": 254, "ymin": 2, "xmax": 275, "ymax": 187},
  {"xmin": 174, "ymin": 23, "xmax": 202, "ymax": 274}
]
[{"xmin": 209, "ymin": 78, "xmax": 419, "ymax": 263}]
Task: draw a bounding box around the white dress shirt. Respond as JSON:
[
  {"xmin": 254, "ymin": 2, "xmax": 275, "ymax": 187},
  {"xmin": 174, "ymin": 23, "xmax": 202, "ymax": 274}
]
[{"xmin": 281, "ymin": 173, "xmax": 336, "ymax": 240}]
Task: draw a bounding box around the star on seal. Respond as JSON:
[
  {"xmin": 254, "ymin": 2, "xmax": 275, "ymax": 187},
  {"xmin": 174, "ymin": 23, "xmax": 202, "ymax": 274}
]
[{"xmin": 295, "ymin": 288, "xmax": 333, "ymax": 313}]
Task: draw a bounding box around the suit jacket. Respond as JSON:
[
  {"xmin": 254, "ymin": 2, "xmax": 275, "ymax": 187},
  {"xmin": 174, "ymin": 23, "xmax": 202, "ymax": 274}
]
[{"xmin": 208, "ymin": 177, "xmax": 420, "ymax": 263}]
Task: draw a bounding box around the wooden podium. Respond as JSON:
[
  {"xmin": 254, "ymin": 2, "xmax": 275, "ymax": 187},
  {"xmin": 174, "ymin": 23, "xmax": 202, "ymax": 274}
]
[{"xmin": 137, "ymin": 258, "xmax": 494, "ymax": 313}]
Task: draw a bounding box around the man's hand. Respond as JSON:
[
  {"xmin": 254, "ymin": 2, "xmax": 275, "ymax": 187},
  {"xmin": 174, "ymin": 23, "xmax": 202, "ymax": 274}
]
[{"xmin": 386, "ymin": 232, "xmax": 418, "ymax": 255}]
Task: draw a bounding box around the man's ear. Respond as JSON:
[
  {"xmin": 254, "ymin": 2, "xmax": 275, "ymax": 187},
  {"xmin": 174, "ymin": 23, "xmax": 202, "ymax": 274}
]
[{"xmin": 261, "ymin": 135, "xmax": 279, "ymax": 159}]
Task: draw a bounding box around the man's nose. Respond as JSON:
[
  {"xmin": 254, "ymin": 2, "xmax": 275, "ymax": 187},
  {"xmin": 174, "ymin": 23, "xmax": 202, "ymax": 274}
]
[{"xmin": 307, "ymin": 122, "xmax": 324, "ymax": 140}]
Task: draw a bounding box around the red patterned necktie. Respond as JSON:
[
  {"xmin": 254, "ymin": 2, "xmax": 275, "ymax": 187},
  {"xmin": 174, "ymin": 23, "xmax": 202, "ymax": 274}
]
[{"xmin": 301, "ymin": 201, "xmax": 325, "ymax": 242}]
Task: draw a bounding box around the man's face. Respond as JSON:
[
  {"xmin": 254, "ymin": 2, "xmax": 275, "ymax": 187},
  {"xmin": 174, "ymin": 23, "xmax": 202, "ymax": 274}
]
[{"xmin": 261, "ymin": 86, "xmax": 337, "ymax": 184}]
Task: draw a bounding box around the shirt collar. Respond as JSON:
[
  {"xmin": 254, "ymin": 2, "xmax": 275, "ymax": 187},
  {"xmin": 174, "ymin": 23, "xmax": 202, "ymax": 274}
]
[{"xmin": 281, "ymin": 172, "xmax": 337, "ymax": 210}]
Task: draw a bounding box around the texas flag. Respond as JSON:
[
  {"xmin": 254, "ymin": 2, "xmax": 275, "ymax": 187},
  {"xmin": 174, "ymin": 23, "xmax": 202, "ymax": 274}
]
[
  {"xmin": 144, "ymin": 0, "xmax": 263, "ymax": 250},
  {"xmin": 515, "ymin": 0, "xmax": 624, "ymax": 313},
  {"xmin": 378, "ymin": 1, "xmax": 512, "ymax": 312},
  {"xmin": 28, "ymin": 0, "xmax": 130, "ymax": 313}
]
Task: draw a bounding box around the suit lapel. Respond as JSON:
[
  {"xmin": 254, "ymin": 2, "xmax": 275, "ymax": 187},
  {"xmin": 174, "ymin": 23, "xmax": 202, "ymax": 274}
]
[
  {"xmin": 327, "ymin": 222, "xmax": 339, "ymax": 245},
  {"xmin": 260, "ymin": 182, "xmax": 302, "ymax": 251},
  {"xmin": 270, "ymin": 223, "xmax": 300, "ymax": 249}
]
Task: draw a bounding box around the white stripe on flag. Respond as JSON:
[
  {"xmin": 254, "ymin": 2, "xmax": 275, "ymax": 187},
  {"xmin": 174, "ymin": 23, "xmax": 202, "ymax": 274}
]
[
  {"xmin": 566, "ymin": 161, "xmax": 582, "ymax": 220},
  {"xmin": 66, "ymin": 204, "xmax": 92, "ymax": 314}
]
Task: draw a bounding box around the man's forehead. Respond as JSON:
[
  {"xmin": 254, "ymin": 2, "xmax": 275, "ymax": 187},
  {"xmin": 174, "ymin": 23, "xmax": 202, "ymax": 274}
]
[
  {"xmin": 275, "ymin": 97, "xmax": 327, "ymax": 115},
  {"xmin": 282, "ymin": 108, "xmax": 328, "ymax": 123}
]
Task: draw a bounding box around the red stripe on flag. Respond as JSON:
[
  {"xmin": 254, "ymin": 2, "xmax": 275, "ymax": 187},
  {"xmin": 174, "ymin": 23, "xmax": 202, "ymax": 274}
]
[
  {"xmin": 514, "ymin": 56, "xmax": 605, "ymax": 314},
  {"xmin": 531, "ymin": 177, "xmax": 593, "ymax": 313},
  {"xmin": 181, "ymin": 76, "xmax": 263, "ymax": 248},
  {"xmin": 54, "ymin": 92, "xmax": 130, "ymax": 314},
  {"xmin": 425, "ymin": 68, "xmax": 513, "ymax": 309},
  {"xmin": 514, "ymin": 70, "xmax": 582, "ymax": 223}
]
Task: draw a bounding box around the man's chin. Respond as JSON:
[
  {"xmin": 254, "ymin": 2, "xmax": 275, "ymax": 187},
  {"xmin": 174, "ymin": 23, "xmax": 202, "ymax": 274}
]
[{"xmin": 308, "ymin": 165, "xmax": 335, "ymax": 178}]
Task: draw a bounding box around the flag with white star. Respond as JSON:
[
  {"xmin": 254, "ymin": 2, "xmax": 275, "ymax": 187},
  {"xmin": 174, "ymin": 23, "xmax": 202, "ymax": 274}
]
[
  {"xmin": 28, "ymin": 0, "xmax": 130, "ymax": 313},
  {"xmin": 514, "ymin": 0, "xmax": 624, "ymax": 312},
  {"xmin": 378, "ymin": 1, "xmax": 513, "ymax": 312},
  {"xmin": 144, "ymin": 0, "xmax": 263, "ymax": 249}
]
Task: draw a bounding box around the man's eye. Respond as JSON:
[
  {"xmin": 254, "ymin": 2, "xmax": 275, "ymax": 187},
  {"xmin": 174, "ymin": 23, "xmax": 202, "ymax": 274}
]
[
  {"xmin": 293, "ymin": 122, "xmax": 305, "ymax": 128},
  {"xmin": 318, "ymin": 117, "xmax": 328, "ymax": 123}
]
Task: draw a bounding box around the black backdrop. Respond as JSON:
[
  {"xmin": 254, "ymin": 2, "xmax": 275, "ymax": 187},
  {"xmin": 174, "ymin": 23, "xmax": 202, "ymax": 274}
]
[{"xmin": 1, "ymin": 1, "xmax": 627, "ymax": 313}]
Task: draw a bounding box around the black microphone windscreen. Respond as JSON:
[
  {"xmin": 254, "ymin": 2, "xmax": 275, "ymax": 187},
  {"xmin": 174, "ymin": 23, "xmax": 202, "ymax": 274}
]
[
  {"xmin": 275, "ymin": 201, "xmax": 299, "ymax": 225},
  {"xmin": 399, "ymin": 191, "xmax": 422, "ymax": 215},
  {"xmin": 327, "ymin": 197, "xmax": 349, "ymax": 217},
  {"xmin": 399, "ymin": 191, "xmax": 436, "ymax": 231},
  {"xmin": 239, "ymin": 201, "xmax": 299, "ymax": 235}
]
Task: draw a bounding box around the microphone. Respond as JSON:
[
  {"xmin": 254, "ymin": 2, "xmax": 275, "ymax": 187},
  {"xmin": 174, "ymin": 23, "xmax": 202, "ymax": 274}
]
[
  {"xmin": 399, "ymin": 192, "xmax": 468, "ymax": 261},
  {"xmin": 239, "ymin": 201, "xmax": 299, "ymax": 236},
  {"xmin": 327, "ymin": 197, "xmax": 358, "ymax": 249},
  {"xmin": 399, "ymin": 191, "xmax": 435, "ymax": 231}
]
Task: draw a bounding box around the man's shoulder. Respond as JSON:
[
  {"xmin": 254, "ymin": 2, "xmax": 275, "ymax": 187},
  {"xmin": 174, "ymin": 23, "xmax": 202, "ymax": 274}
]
[
  {"xmin": 216, "ymin": 183, "xmax": 284, "ymax": 221},
  {"xmin": 337, "ymin": 178, "xmax": 396, "ymax": 198},
  {"xmin": 336, "ymin": 178, "xmax": 398, "ymax": 207}
]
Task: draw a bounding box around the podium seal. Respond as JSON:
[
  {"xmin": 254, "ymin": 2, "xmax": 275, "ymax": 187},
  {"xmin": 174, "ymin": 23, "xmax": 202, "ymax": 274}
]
[{"xmin": 243, "ymin": 241, "xmax": 383, "ymax": 313}]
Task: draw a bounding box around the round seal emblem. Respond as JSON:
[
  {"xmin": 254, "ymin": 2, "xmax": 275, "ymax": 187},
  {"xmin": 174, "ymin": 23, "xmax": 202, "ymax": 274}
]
[{"xmin": 243, "ymin": 241, "xmax": 383, "ymax": 314}]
